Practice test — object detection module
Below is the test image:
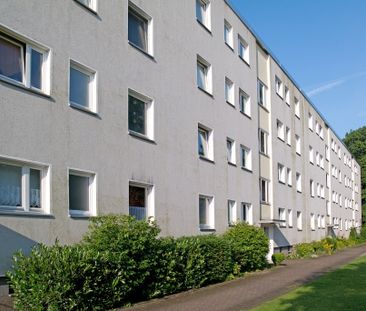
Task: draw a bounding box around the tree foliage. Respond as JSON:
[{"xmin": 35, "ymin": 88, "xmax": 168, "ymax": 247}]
[{"xmin": 343, "ymin": 126, "xmax": 366, "ymax": 223}]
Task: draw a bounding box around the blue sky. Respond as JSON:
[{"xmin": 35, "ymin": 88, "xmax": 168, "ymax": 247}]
[{"xmin": 229, "ymin": 0, "xmax": 366, "ymax": 138}]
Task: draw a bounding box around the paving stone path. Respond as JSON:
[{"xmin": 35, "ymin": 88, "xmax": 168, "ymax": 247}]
[{"xmin": 1, "ymin": 244, "xmax": 366, "ymax": 311}]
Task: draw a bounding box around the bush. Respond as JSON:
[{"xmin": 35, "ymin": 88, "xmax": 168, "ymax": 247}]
[
  {"xmin": 223, "ymin": 222, "xmax": 269, "ymax": 272},
  {"xmin": 272, "ymin": 253, "xmax": 285, "ymax": 266},
  {"xmin": 7, "ymin": 244, "xmax": 115, "ymax": 311}
]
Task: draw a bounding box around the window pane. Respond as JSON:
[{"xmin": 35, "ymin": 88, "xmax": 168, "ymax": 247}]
[
  {"xmin": 199, "ymin": 197, "xmax": 207, "ymax": 225},
  {"xmin": 70, "ymin": 67, "xmax": 89, "ymax": 107},
  {"xmin": 30, "ymin": 49, "xmax": 42, "ymax": 89},
  {"xmin": 30, "ymin": 169, "xmax": 41, "ymax": 208},
  {"xmin": 128, "ymin": 10, "xmax": 147, "ymax": 51},
  {"xmin": 198, "ymin": 129, "xmax": 207, "ymax": 157},
  {"xmin": 129, "ymin": 185, "xmax": 146, "ymax": 220},
  {"xmin": 0, "ymin": 36, "xmax": 23, "ymax": 82},
  {"xmin": 197, "ymin": 62, "xmax": 206, "ymax": 89},
  {"xmin": 129, "ymin": 95, "xmax": 146, "ymax": 135},
  {"xmin": 0, "ymin": 163, "xmax": 22, "ymax": 207},
  {"xmin": 69, "ymin": 175, "xmax": 89, "ymax": 211}
]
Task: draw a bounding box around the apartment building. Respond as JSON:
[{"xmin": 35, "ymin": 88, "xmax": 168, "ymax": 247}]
[{"xmin": 0, "ymin": 0, "xmax": 362, "ymax": 276}]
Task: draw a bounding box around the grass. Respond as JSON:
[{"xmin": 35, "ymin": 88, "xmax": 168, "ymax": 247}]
[{"xmin": 251, "ymin": 255, "xmax": 366, "ymax": 311}]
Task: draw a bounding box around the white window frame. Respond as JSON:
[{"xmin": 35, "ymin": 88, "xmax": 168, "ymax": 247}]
[
  {"xmin": 198, "ymin": 124, "xmax": 214, "ymax": 161},
  {"xmin": 278, "ymin": 163, "xmax": 286, "ymax": 184},
  {"xmin": 287, "ymin": 168, "xmax": 292, "ymax": 186},
  {"xmin": 277, "ymin": 120, "xmax": 285, "ymax": 141},
  {"xmin": 197, "ymin": 55, "xmax": 212, "ymax": 94},
  {"xmin": 226, "ymin": 137, "xmax": 236, "ymax": 165},
  {"xmin": 285, "ymin": 127, "xmax": 291, "ymax": 145},
  {"xmin": 68, "ymin": 168, "xmax": 97, "ymax": 217},
  {"xmin": 128, "ymin": 1, "xmax": 154, "ymax": 56},
  {"xmin": 199, "ymin": 194, "xmax": 214, "ymax": 230},
  {"xmin": 129, "ymin": 180, "xmax": 155, "ymax": 221},
  {"xmin": 310, "ymin": 213, "xmax": 315, "ymax": 230},
  {"xmin": 309, "ymin": 146, "xmax": 314, "ymax": 164},
  {"xmin": 285, "ymin": 86, "xmax": 290, "ymax": 105},
  {"xmin": 196, "ymin": 0, "xmax": 211, "ymax": 30},
  {"xmin": 296, "ymin": 173, "xmax": 302, "ymax": 193},
  {"xmin": 288, "ymin": 209, "xmax": 293, "ymax": 227},
  {"xmin": 308, "ymin": 113, "xmax": 313, "ymax": 130},
  {"xmin": 259, "ymin": 129, "xmax": 269, "ymax": 156},
  {"xmin": 297, "ymin": 211, "xmax": 303, "ymax": 230},
  {"xmin": 295, "ymin": 135, "xmax": 301, "ymax": 155},
  {"xmin": 238, "ymin": 35, "xmax": 249, "ymax": 64},
  {"xmin": 128, "ymin": 88, "xmax": 154, "ymax": 140},
  {"xmin": 260, "ymin": 178, "xmax": 270, "ymax": 204},
  {"xmin": 310, "ymin": 179, "xmax": 315, "ymax": 197},
  {"xmin": 279, "ymin": 207, "xmax": 286, "ymax": 227},
  {"xmin": 275, "ymin": 76, "xmax": 283, "ymax": 98},
  {"xmin": 239, "ymin": 88, "xmax": 251, "ymax": 117},
  {"xmin": 257, "ymin": 80, "xmax": 268, "ymax": 108},
  {"xmin": 224, "ymin": 19, "xmax": 234, "ymax": 49},
  {"xmin": 294, "ymin": 97, "xmax": 300, "ymax": 118},
  {"xmin": 0, "ymin": 155, "xmax": 51, "ymax": 214},
  {"xmin": 241, "ymin": 202, "xmax": 253, "ymax": 225},
  {"xmin": 240, "ymin": 145, "xmax": 252, "ymax": 171},
  {"xmin": 76, "ymin": 0, "xmax": 97, "ymax": 12},
  {"xmin": 227, "ymin": 199, "xmax": 236, "ymax": 226},
  {"xmin": 0, "ymin": 27, "xmax": 51, "ymax": 95},
  {"xmin": 225, "ymin": 77, "xmax": 234, "ymax": 106},
  {"xmin": 69, "ymin": 59, "xmax": 97, "ymax": 113}
]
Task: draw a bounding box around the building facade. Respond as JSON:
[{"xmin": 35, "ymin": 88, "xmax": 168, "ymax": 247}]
[{"xmin": 0, "ymin": 0, "xmax": 362, "ymax": 276}]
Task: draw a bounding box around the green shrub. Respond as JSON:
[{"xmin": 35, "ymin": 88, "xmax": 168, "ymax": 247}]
[
  {"xmin": 294, "ymin": 242, "xmax": 315, "ymax": 258},
  {"xmin": 349, "ymin": 227, "xmax": 359, "ymax": 241},
  {"xmin": 7, "ymin": 244, "xmax": 115, "ymax": 311},
  {"xmin": 272, "ymin": 253, "xmax": 286, "ymax": 266},
  {"xmin": 223, "ymin": 222, "xmax": 269, "ymax": 272}
]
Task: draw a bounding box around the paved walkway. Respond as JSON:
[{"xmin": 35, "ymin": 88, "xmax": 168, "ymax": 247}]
[
  {"xmin": 125, "ymin": 244, "xmax": 366, "ymax": 311},
  {"xmin": 1, "ymin": 244, "xmax": 366, "ymax": 311}
]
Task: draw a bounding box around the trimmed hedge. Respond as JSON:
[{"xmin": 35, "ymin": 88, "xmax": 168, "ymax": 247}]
[
  {"xmin": 272, "ymin": 253, "xmax": 286, "ymax": 266},
  {"xmin": 7, "ymin": 216, "xmax": 269, "ymax": 310}
]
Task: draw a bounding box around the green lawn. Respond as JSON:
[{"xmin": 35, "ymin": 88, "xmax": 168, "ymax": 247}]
[{"xmin": 251, "ymin": 255, "xmax": 366, "ymax": 311}]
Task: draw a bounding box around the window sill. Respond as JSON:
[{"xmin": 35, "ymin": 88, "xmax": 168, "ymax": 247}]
[
  {"xmin": 196, "ymin": 19, "xmax": 212, "ymax": 35},
  {"xmin": 228, "ymin": 161, "xmax": 237, "ymax": 167},
  {"xmin": 238, "ymin": 55, "xmax": 250, "ymax": 68},
  {"xmin": 278, "ymin": 137, "xmax": 285, "ymax": 143},
  {"xmin": 297, "ymin": 190, "xmax": 302, "ymax": 194},
  {"xmin": 297, "ymin": 229, "xmax": 303, "ymax": 232},
  {"xmin": 241, "ymin": 167, "xmax": 252, "ymax": 173},
  {"xmin": 200, "ymin": 228, "xmax": 216, "ymax": 232},
  {"xmin": 260, "ymin": 201, "xmax": 271, "ymax": 205},
  {"xmin": 289, "ymin": 226, "xmax": 293, "ymax": 228},
  {"xmin": 73, "ymin": 0, "xmax": 99, "ymax": 17},
  {"xmin": 69, "ymin": 102, "xmax": 100, "ymax": 118},
  {"xmin": 69, "ymin": 214, "xmax": 94, "ymax": 219},
  {"xmin": 288, "ymin": 184, "xmax": 292, "ymax": 187},
  {"xmin": 279, "ymin": 180, "xmax": 286, "ymax": 185},
  {"xmin": 199, "ymin": 156, "xmax": 215, "ymax": 164},
  {"xmin": 295, "ymin": 114, "xmax": 300, "ymax": 120},
  {"xmin": 0, "ymin": 77, "xmax": 52, "ymax": 100},
  {"xmin": 258, "ymin": 103, "xmax": 270, "ymax": 113},
  {"xmin": 240, "ymin": 111, "xmax": 251, "ymax": 119},
  {"xmin": 128, "ymin": 41, "xmax": 155, "ymax": 61},
  {"xmin": 0, "ymin": 209, "xmax": 54, "ymax": 218},
  {"xmin": 259, "ymin": 152, "xmax": 270, "ymax": 158},
  {"xmin": 286, "ymin": 102, "xmax": 290, "ymax": 107},
  {"xmin": 279, "ymin": 225, "xmax": 286, "ymax": 228},
  {"xmin": 197, "ymin": 86, "xmax": 214, "ymax": 98},
  {"xmin": 225, "ymin": 42, "xmax": 234, "ymax": 52},
  {"xmin": 296, "ymin": 152, "xmax": 301, "ymax": 156},
  {"xmin": 276, "ymin": 93, "xmax": 283, "ymax": 100},
  {"xmin": 129, "ymin": 131, "xmax": 156, "ymax": 144},
  {"xmin": 226, "ymin": 100, "xmax": 235, "ymax": 108}
]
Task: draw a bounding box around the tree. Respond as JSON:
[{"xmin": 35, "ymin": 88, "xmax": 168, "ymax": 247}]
[{"xmin": 344, "ymin": 126, "xmax": 366, "ymax": 224}]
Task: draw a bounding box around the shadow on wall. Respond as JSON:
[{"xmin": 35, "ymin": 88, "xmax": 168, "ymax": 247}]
[
  {"xmin": 273, "ymin": 226, "xmax": 290, "ymax": 252},
  {"xmin": 254, "ymin": 256, "xmax": 366, "ymax": 310},
  {"xmin": 0, "ymin": 225, "xmax": 37, "ymax": 276}
]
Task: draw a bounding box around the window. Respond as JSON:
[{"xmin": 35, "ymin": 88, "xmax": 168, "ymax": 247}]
[
  {"xmin": 0, "ymin": 30, "xmax": 51, "ymax": 94},
  {"xmin": 259, "ymin": 129, "xmax": 269, "ymax": 155},
  {"xmin": 241, "ymin": 202, "xmax": 253, "ymax": 225},
  {"xmin": 325, "ymin": 146, "xmax": 330, "ymax": 161},
  {"xmin": 76, "ymin": 0, "xmax": 97, "ymax": 11},
  {"xmin": 225, "ymin": 77, "xmax": 234, "ymax": 105},
  {"xmin": 319, "ymin": 126, "xmax": 324, "ymax": 139},
  {"xmin": 227, "ymin": 200, "xmax": 236, "ymax": 225},
  {"xmin": 287, "ymin": 168, "xmax": 292, "ymax": 186},
  {"xmin": 238, "ymin": 35, "xmax": 249, "ymax": 64},
  {"xmin": 199, "ymin": 195, "xmax": 214, "ymax": 230},
  {"xmin": 295, "ymin": 135, "xmax": 301, "ymax": 155},
  {"xmin": 317, "ymin": 214, "xmax": 321, "ymax": 229},
  {"xmin": 129, "ymin": 183, "xmax": 154, "ymax": 220},
  {"xmin": 285, "ymin": 87, "xmax": 290, "ymax": 105},
  {"xmin": 297, "ymin": 211, "xmax": 302, "ymax": 230},
  {"xmin": 315, "ymin": 121, "xmax": 319, "ymax": 135},
  {"xmin": 257, "ymin": 80, "xmax": 267, "ymax": 108},
  {"xmin": 320, "ymin": 155, "xmax": 324, "ymax": 169},
  {"xmin": 309, "ymin": 146, "xmax": 314, "ymax": 164},
  {"xmin": 275, "ymin": 76, "xmax": 283, "ymax": 98},
  {"xmin": 279, "ymin": 208, "xmax": 286, "ymax": 227},
  {"xmin": 308, "ymin": 113, "xmax": 313, "ymax": 130},
  {"xmin": 198, "ymin": 125, "xmax": 213, "ymax": 160},
  {"xmin": 196, "ymin": 0, "xmax": 211, "ymax": 30},
  {"xmin": 288, "ymin": 209, "xmax": 293, "ymax": 227},
  {"xmin": 128, "ymin": 2, "xmax": 153, "ymax": 55},
  {"xmin": 294, "ymin": 97, "xmax": 300, "ymax": 118},
  {"xmin": 239, "ymin": 89, "xmax": 250, "ymax": 116},
  {"xmin": 197, "ymin": 55, "xmax": 212, "ymax": 94},
  {"xmin": 310, "ymin": 213, "xmax": 315, "ymax": 230},
  {"xmin": 310, "ymin": 180, "xmax": 315, "ymax": 197},
  {"xmin": 278, "ymin": 163, "xmax": 286, "ymax": 184},
  {"xmin": 316, "ymin": 183, "xmax": 320, "ymax": 197},
  {"xmin": 326, "ymin": 201, "xmax": 331, "ymax": 216},
  {"xmin": 316, "ymin": 152, "xmax": 320, "ymax": 166},
  {"xmin": 69, "ymin": 60, "xmax": 97, "ymax": 113},
  {"xmin": 69, "ymin": 169, "xmax": 96, "ymax": 216},
  {"xmin": 0, "ymin": 159, "xmax": 50, "ymax": 213},
  {"xmin": 128, "ymin": 89, "xmax": 154, "ymax": 140},
  {"xmin": 240, "ymin": 145, "xmax": 252, "ymax": 170},
  {"xmin": 224, "ymin": 20, "xmax": 233, "ymax": 49},
  {"xmin": 285, "ymin": 127, "xmax": 291, "ymax": 145},
  {"xmin": 277, "ymin": 120, "xmax": 285, "ymax": 141},
  {"xmin": 296, "ymin": 173, "xmax": 302, "ymax": 192},
  {"xmin": 227, "ymin": 138, "xmax": 236, "ymax": 164},
  {"xmin": 326, "ymin": 173, "xmax": 330, "ymax": 188},
  {"xmin": 260, "ymin": 179, "xmax": 269, "ymax": 204}
]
